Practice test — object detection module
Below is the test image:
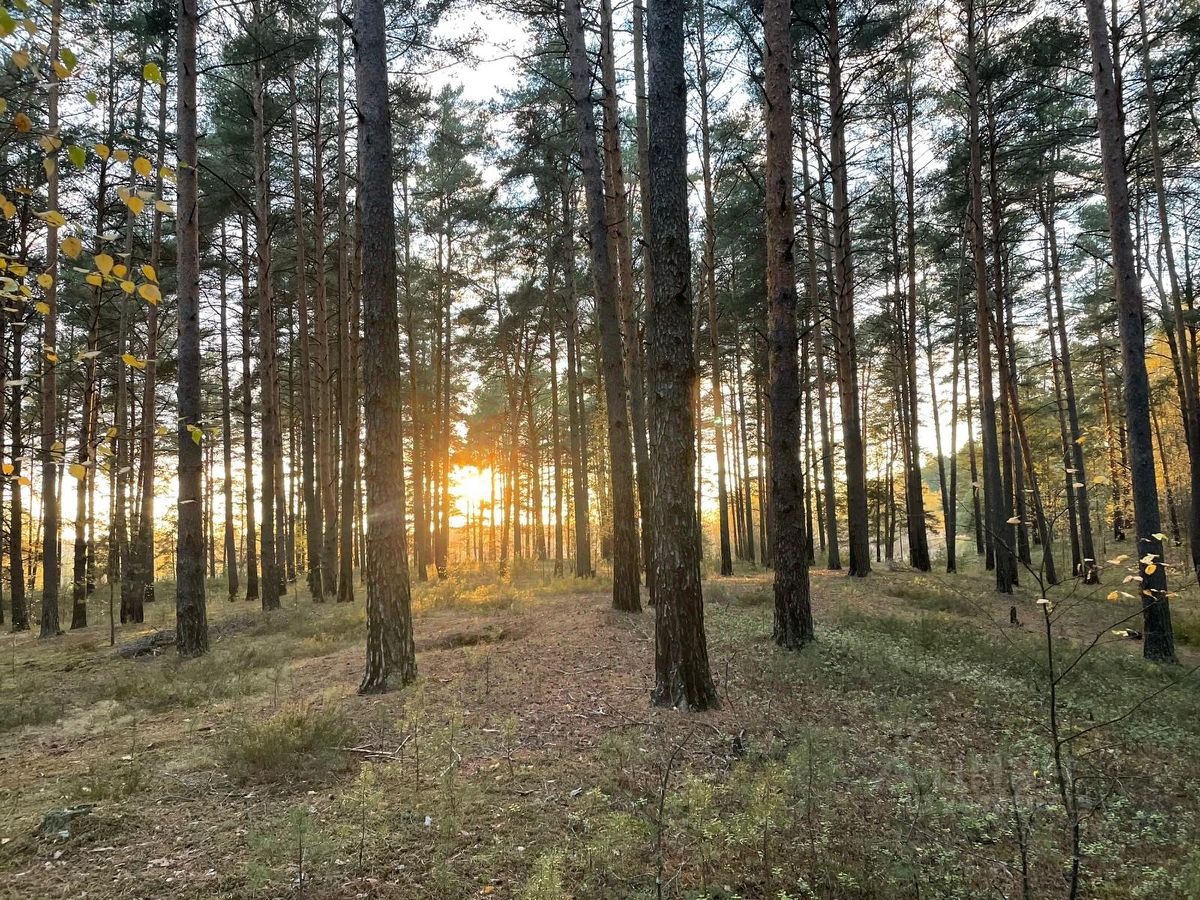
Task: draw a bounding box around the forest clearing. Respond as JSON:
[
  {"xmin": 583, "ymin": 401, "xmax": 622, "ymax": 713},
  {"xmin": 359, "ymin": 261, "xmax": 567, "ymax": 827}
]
[{"xmin": 0, "ymin": 562, "xmax": 1198, "ymax": 899}]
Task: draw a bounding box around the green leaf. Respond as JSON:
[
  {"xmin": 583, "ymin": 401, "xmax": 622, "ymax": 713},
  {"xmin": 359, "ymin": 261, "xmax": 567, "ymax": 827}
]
[{"xmin": 67, "ymin": 144, "xmax": 86, "ymax": 169}]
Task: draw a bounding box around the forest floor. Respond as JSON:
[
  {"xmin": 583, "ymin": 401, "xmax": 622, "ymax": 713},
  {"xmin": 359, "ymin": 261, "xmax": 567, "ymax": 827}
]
[{"xmin": 1, "ymin": 552, "xmax": 1199, "ymax": 899}]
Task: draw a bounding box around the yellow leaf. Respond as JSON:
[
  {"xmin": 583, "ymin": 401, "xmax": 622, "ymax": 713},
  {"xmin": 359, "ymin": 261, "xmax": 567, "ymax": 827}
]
[
  {"xmin": 112, "ymin": 263, "xmax": 127, "ymax": 278},
  {"xmin": 1144, "ymin": 563, "xmax": 1157, "ymax": 575},
  {"xmin": 114, "ymin": 149, "xmax": 130, "ymax": 163},
  {"xmin": 68, "ymin": 462, "xmax": 85, "ymax": 480},
  {"xmin": 1075, "ymin": 435, "xmax": 1087, "ymax": 444},
  {"xmin": 0, "ymin": 463, "xmax": 10, "ymax": 476},
  {"xmin": 17, "ymin": 476, "xmax": 29, "ymax": 486},
  {"xmin": 11, "ymin": 49, "xmax": 29, "ymax": 70},
  {"xmin": 33, "ymin": 300, "xmax": 48, "ymax": 314},
  {"xmin": 120, "ymin": 280, "xmax": 134, "ymax": 294},
  {"xmin": 154, "ymin": 199, "xmax": 173, "ymax": 215},
  {"xmin": 141, "ymin": 264, "xmax": 157, "ymax": 282},
  {"xmin": 122, "ymin": 353, "xmax": 146, "ymax": 370},
  {"xmin": 44, "ymin": 351, "xmax": 57, "ymax": 363},
  {"xmin": 85, "ymin": 272, "xmax": 102, "ymax": 286},
  {"xmin": 138, "ymin": 283, "xmax": 160, "ymax": 304},
  {"xmin": 134, "ymin": 156, "xmax": 152, "ymax": 177},
  {"xmin": 94, "ymin": 143, "xmax": 110, "ymax": 159},
  {"xmin": 61, "ymin": 235, "xmax": 81, "ymax": 258},
  {"xmin": 1106, "ymin": 591, "xmax": 1119, "ymax": 601},
  {"xmin": 37, "ymin": 210, "xmax": 66, "ymax": 227},
  {"xmin": 35, "ymin": 273, "xmax": 51, "ymax": 289},
  {"xmin": 124, "ymin": 195, "xmax": 145, "ymax": 216},
  {"xmin": 1151, "ymin": 532, "xmax": 1167, "ymax": 541}
]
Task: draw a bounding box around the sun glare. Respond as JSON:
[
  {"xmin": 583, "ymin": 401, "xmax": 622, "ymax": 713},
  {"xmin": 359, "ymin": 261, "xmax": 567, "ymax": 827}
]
[{"xmin": 450, "ymin": 466, "xmax": 494, "ymax": 523}]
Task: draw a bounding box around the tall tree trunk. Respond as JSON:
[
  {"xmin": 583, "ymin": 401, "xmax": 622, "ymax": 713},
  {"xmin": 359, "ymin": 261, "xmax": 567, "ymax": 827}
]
[
  {"xmin": 946, "ymin": 260, "xmax": 963, "ymax": 573},
  {"xmin": 696, "ymin": 0, "xmax": 731, "ymax": 577},
  {"xmin": 901, "ymin": 57, "xmax": 930, "ymax": 571},
  {"xmin": 253, "ymin": 56, "xmax": 282, "ymax": 612},
  {"xmin": 565, "ymin": 0, "xmax": 640, "ymax": 610},
  {"xmin": 1042, "ymin": 191, "xmax": 1100, "ymax": 580},
  {"xmin": 734, "ymin": 325, "xmax": 756, "ymax": 563},
  {"xmin": 827, "ymin": 0, "xmax": 869, "ymax": 577},
  {"xmin": 550, "ymin": 309, "xmax": 565, "ymax": 577},
  {"xmin": 9, "ymin": 319, "xmax": 27, "ymax": 631},
  {"xmin": 767, "ymin": 0, "xmax": 814, "ymax": 646},
  {"xmin": 562, "ymin": 178, "xmax": 592, "ymax": 577},
  {"xmin": 175, "ymin": 0, "xmax": 208, "ymax": 654},
  {"xmin": 647, "ymin": 0, "xmax": 718, "ymax": 709},
  {"xmin": 631, "ymin": 0, "xmax": 656, "ymax": 599},
  {"xmin": 219, "ymin": 226, "xmax": 239, "ymax": 599},
  {"xmin": 965, "ymin": 0, "xmax": 1013, "ymax": 593},
  {"xmin": 400, "ymin": 166, "xmax": 427, "ymax": 582},
  {"xmin": 355, "ymin": 0, "xmax": 416, "ymax": 691},
  {"xmin": 38, "ymin": 0, "xmax": 63, "ymax": 638},
  {"xmin": 798, "ymin": 85, "xmax": 839, "ymax": 570},
  {"xmin": 290, "ymin": 65, "xmax": 323, "ymax": 602},
  {"xmin": 598, "ymin": 0, "xmax": 651, "ymax": 595},
  {"xmin": 127, "ymin": 64, "xmax": 169, "ymax": 615},
  {"xmin": 71, "ymin": 166, "xmax": 110, "ymax": 629},
  {"xmin": 1085, "ymin": 0, "xmax": 1175, "ymax": 661},
  {"xmin": 336, "ymin": 21, "xmax": 356, "ymax": 603},
  {"xmin": 312, "ymin": 71, "xmax": 339, "ymax": 599},
  {"xmin": 112, "ymin": 74, "xmax": 144, "ymax": 623},
  {"xmin": 1136, "ymin": 1, "xmax": 1200, "ymax": 576},
  {"xmin": 240, "ymin": 220, "xmax": 260, "ymax": 601}
]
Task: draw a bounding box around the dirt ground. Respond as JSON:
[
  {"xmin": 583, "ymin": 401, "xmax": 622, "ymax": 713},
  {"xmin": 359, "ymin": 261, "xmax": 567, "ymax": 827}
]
[{"xmin": 1, "ymin": 563, "xmax": 1197, "ymax": 898}]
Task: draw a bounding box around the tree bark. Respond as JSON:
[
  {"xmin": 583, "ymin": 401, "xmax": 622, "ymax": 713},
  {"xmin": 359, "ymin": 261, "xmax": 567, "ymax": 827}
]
[
  {"xmin": 175, "ymin": 0, "xmax": 208, "ymax": 654},
  {"xmin": 240, "ymin": 220, "xmax": 260, "ymax": 602},
  {"xmin": 253, "ymin": 56, "xmax": 282, "ymax": 612},
  {"xmin": 965, "ymin": 0, "xmax": 1012, "ymax": 593},
  {"xmin": 312, "ymin": 70, "xmax": 339, "ymax": 598},
  {"xmin": 647, "ymin": 0, "xmax": 718, "ymax": 709},
  {"xmin": 336, "ymin": 21, "xmax": 356, "ymax": 603},
  {"xmin": 827, "ymin": 0, "xmax": 869, "ymax": 577},
  {"xmin": 1085, "ymin": 0, "xmax": 1175, "ymax": 661},
  {"xmin": 290, "ymin": 65, "xmax": 323, "ymax": 602},
  {"xmin": 696, "ymin": 1, "xmax": 731, "ymax": 577},
  {"xmin": 355, "ymin": 0, "xmax": 417, "ymax": 692},
  {"xmin": 38, "ymin": 0, "xmax": 63, "ymax": 638},
  {"xmin": 564, "ymin": 0, "xmax": 640, "ymax": 610},
  {"xmin": 766, "ymin": 0, "xmax": 814, "ymax": 646},
  {"xmin": 219, "ymin": 226, "xmax": 239, "ymax": 599},
  {"xmin": 562, "ymin": 177, "xmax": 592, "ymax": 577}
]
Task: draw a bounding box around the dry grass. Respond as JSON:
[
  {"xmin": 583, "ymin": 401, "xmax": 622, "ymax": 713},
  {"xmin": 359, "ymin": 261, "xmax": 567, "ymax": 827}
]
[{"xmin": 0, "ymin": 556, "xmax": 1197, "ymax": 898}]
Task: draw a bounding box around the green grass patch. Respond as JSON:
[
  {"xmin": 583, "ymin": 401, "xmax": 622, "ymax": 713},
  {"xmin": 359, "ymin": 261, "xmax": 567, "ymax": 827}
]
[{"xmin": 223, "ymin": 703, "xmax": 356, "ymax": 782}]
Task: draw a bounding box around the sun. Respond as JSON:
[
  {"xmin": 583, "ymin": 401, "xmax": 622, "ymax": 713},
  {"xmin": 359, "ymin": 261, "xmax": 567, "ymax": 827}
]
[{"xmin": 450, "ymin": 465, "xmax": 494, "ymax": 515}]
